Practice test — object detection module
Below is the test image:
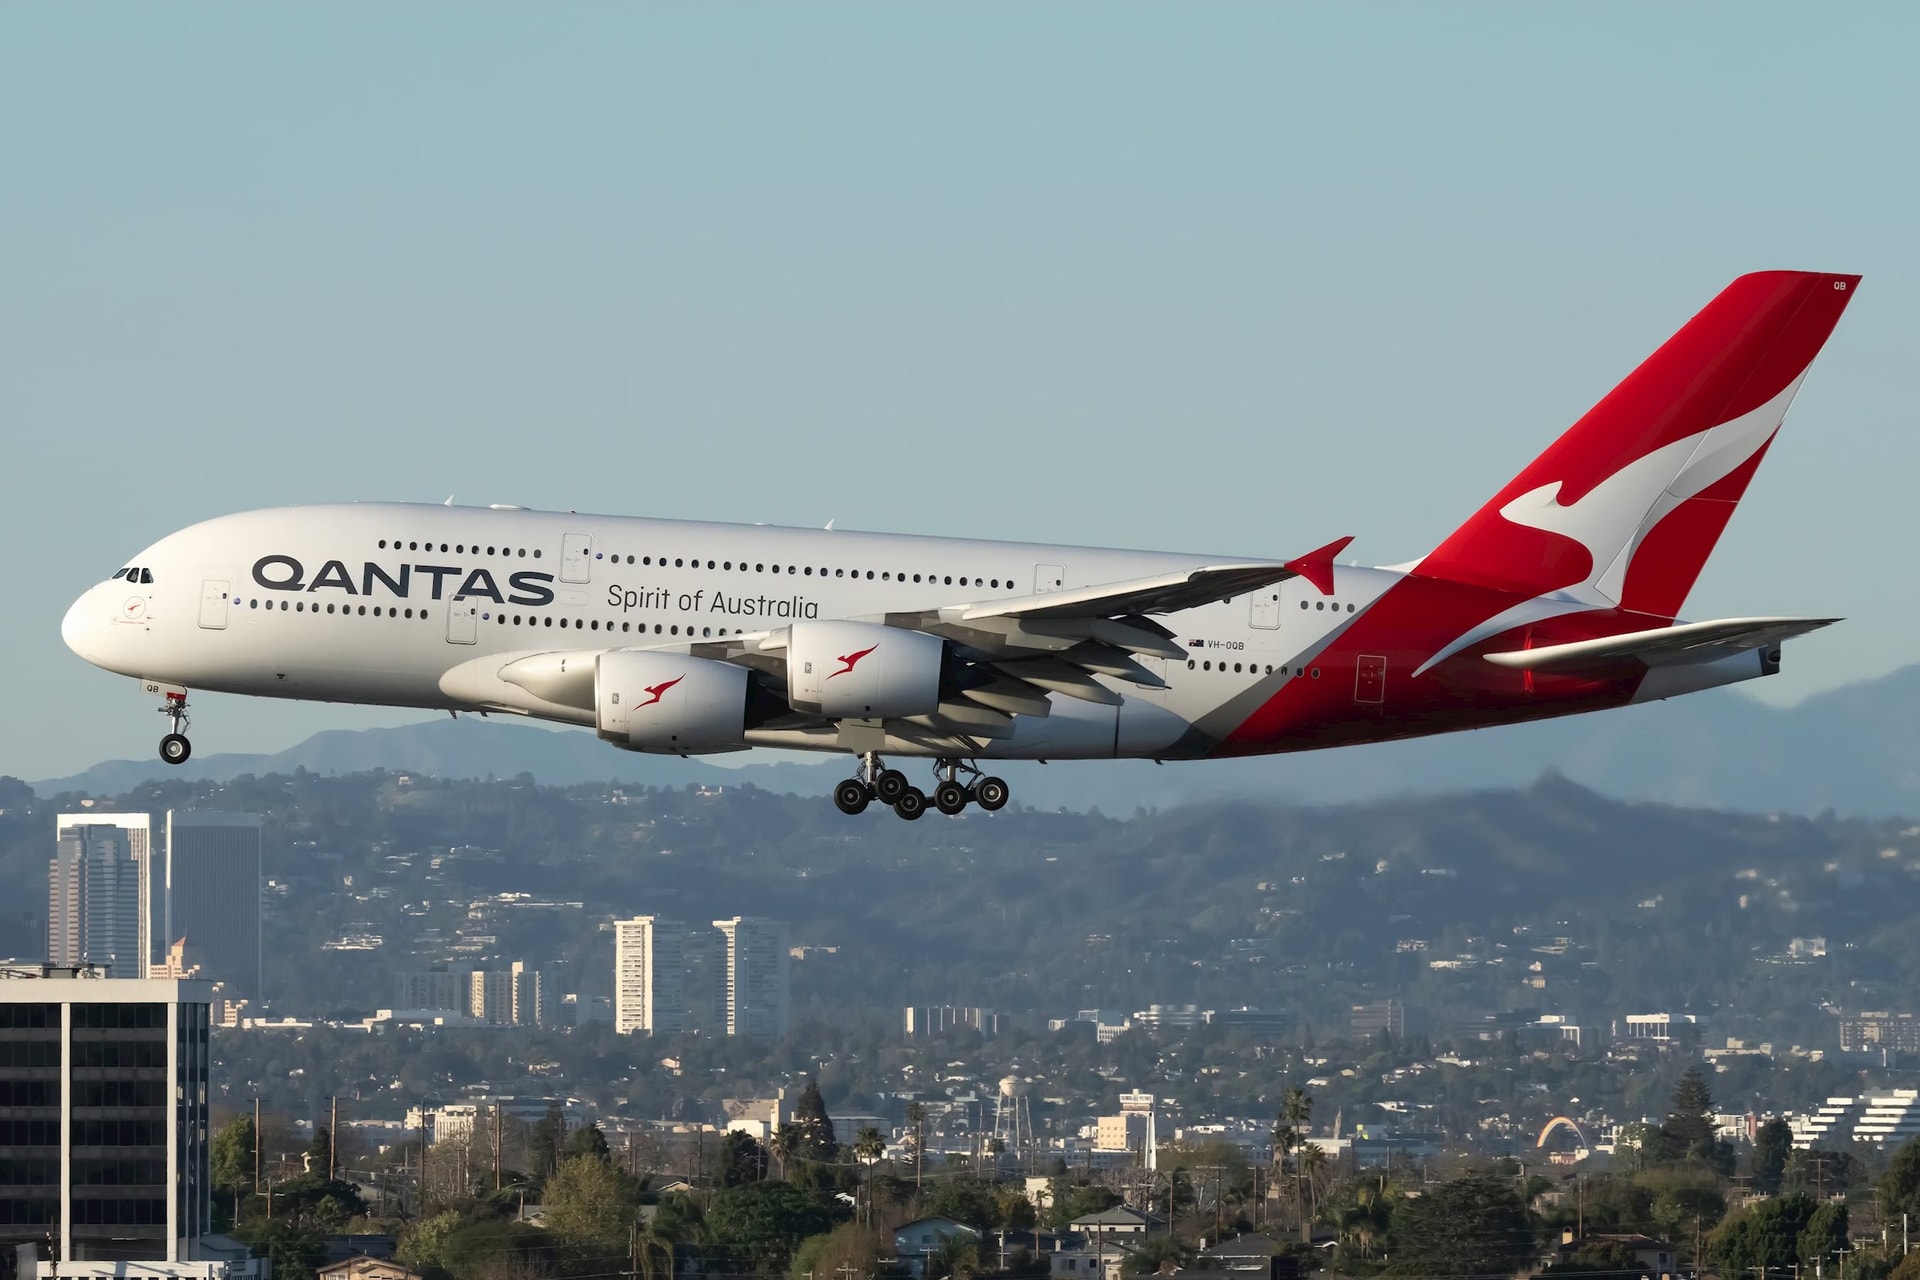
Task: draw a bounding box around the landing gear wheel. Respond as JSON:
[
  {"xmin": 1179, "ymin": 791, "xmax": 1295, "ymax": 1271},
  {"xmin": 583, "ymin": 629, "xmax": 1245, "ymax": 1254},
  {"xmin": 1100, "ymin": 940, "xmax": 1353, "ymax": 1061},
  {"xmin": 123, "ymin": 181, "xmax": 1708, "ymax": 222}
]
[
  {"xmin": 159, "ymin": 733, "xmax": 192, "ymax": 765},
  {"xmin": 833, "ymin": 779, "xmax": 872, "ymax": 815},
  {"xmin": 933, "ymin": 781, "xmax": 970, "ymax": 815},
  {"xmin": 875, "ymin": 769, "xmax": 910, "ymax": 806},
  {"xmin": 894, "ymin": 787, "xmax": 928, "ymax": 820},
  {"xmin": 974, "ymin": 776, "xmax": 1010, "ymax": 811}
]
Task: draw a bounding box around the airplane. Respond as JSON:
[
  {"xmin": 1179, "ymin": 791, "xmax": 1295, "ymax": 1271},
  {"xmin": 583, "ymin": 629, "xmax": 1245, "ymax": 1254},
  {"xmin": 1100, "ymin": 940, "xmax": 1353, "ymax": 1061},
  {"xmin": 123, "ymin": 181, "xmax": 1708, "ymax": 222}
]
[{"xmin": 62, "ymin": 270, "xmax": 1858, "ymax": 819}]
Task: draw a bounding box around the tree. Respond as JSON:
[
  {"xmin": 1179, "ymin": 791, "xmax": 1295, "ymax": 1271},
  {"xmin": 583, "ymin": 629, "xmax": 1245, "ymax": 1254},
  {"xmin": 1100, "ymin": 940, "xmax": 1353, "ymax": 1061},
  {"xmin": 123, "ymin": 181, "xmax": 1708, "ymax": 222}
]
[
  {"xmin": 212, "ymin": 1114, "xmax": 257, "ymax": 1203},
  {"xmin": 720, "ymin": 1130, "xmax": 769, "ymax": 1188},
  {"xmin": 771, "ymin": 1124, "xmax": 803, "ymax": 1183},
  {"xmin": 790, "ymin": 1223, "xmax": 886, "ymax": 1280},
  {"xmin": 926, "ymin": 1231, "xmax": 982, "ymax": 1280},
  {"xmin": 792, "ymin": 1081, "xmax": 840, "ymax": 1161},
  {"xmin": 1122, "ymin": 1237, "xmax": 1188, "ymax": 1276},
  {"xmin": 306, "ymin": 1123, "xmax": 332, "ymax": 1177},
  {"xmin": 1384, "ymin": 1173, "xmax": 1534, "ymax": 1279},
  {"xmin": 1751, "ymin": 1118, "xmax": 1794, "ymax": 1196},
  {"xmin": 544, "ymin": 1152, "xmax": 637, "ymax": 1248},
  {"xmin": 1882, "ymin": 1138, "xmax": 1920, "ymax": 1223},
  {"xmin": 1653, "ymin": 1067, "xmax": 1734, "ymax": 1175},
  {"xmin": 1273, "ymin": 1088, "xmax": 1313, "ymax": 1243},
  {"xmin": 854, "ymin": 1127, "xmax": 886, "ymax": 1224},
  {"xmin": 1800, "ymin": 1201, "xmax": 1848, "ymax": 1274},
  {"xmin": 566, "ymin": 1124, "xmax": 612, "ymax": 1162},
  {"xmin": 1045, "ymin": 1181, "xmax": 1119, "ymax": 1233},
  {"xmin": 529, "ymin": 1103, "xmax": 569, "ymax": 1181},
  {"xmin": 1710, "ymin": 1193, "xmax": 1818, "ymax": 1280},
  {"xmin": 702, "ymin": 1181, "xmax": 836, "ymax": 1274}
]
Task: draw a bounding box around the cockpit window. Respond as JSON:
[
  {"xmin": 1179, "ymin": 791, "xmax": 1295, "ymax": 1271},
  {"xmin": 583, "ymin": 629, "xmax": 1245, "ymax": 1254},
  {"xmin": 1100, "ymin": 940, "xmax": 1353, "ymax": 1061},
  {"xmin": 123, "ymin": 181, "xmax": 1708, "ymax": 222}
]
[
  {"xmin": 111, "ymin": 569, "xmax": 129, "ymax": 580},
  {"xmin": 139, "ymin": 568, "xmax": 153, "ymax": 584}
]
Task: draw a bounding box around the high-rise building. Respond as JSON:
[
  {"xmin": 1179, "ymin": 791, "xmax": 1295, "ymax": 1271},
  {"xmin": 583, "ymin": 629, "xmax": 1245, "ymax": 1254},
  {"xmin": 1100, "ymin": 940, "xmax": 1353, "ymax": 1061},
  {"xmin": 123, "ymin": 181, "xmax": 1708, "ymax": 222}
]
[
  {"xmin": 510, "ymin": 961, "xmax": 543, "ymax": 1028},
  {"xmin": 0, "ymin": 966, "xmax": 218, "ymax": 1270},
  {"xmin": 614, "ymin": 916, "xmax": 688, "ymax": 1035},
  {"xmin": 49, "ymin": 824, "xmax": 145, "ymax": 978},
  {"xmin": 396, "ymin": 966, "xmax": 465, "ymax": 1013},
  {"xmin": 713, "ymin": 917, "xmax": 790, "ymax": 1040},
  {"xmin": 53, "ymin": 815, "xmax": 154, "ymax": 977},
  {"xmin": 463, "ymin": 964, "xmax": 543, "ymax": 1026},
  {"xmin": 162, "ymin": 812, "xmax": 263, "ymax": 1001},
  {"xmin": 468, "ymin": 970, "xmax": 512, "ymax": 1024}
]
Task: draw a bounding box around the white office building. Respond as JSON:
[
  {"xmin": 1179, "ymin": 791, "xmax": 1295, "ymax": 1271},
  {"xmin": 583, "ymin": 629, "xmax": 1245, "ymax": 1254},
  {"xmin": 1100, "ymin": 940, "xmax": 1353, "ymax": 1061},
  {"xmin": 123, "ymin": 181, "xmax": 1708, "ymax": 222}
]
[{"xmin": 614, "ymin": 916, "xmax": 689, "ymax": 1035}]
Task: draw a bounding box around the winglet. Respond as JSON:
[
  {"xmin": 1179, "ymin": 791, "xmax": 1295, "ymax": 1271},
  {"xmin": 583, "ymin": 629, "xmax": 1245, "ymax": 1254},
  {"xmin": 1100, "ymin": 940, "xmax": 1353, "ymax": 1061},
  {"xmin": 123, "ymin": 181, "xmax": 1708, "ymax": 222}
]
[{"xmin": 1283, "ymin": 536, "xmax": 1354, "ymax": 596}]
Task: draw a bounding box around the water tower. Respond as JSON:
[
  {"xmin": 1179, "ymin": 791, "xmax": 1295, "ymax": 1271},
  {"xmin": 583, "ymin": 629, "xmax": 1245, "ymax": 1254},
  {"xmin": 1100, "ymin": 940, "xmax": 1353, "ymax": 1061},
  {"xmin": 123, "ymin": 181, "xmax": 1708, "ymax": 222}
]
[{"xmin": 991, "ymin": 1074, "xmax": 1034, "ymax": 1167}]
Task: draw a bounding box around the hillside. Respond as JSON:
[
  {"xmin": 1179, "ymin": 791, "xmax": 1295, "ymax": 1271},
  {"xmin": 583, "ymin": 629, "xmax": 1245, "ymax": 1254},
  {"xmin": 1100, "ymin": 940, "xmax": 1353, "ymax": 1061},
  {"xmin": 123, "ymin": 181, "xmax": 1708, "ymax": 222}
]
[{"xmin": 31, "ymin": 663, "xmax": 1920, "ymax": 817}]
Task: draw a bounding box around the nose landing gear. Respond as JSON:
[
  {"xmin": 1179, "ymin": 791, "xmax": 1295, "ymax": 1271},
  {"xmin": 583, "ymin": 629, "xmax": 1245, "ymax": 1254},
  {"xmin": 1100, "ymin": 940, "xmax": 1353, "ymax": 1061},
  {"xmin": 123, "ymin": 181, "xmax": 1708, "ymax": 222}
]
[{"xmin": 155, "ymin": 689, "xmax": 192, "ymax": 765}]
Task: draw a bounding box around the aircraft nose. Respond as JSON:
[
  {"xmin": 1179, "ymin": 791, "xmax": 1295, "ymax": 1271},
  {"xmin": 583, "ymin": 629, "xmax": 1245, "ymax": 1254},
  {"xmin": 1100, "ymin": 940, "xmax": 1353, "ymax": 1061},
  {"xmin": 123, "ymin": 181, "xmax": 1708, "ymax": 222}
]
[{"xmin": 62, "ymin": 589, "xmax": 100, "ymax": 663}]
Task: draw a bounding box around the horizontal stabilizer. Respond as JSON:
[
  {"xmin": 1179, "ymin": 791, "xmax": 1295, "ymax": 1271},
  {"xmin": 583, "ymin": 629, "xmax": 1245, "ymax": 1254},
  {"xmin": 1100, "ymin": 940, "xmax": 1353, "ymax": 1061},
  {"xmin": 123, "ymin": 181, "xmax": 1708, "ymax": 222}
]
[{"xmin": 1483, "ymin": 616, "xmax": 1839, "ymax": 673}]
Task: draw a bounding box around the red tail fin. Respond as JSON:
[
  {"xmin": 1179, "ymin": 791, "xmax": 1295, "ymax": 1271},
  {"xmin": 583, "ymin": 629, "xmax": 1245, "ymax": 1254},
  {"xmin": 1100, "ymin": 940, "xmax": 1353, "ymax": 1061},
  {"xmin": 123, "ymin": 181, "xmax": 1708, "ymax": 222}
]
[{"xmin": 1417, "ymin": 271, "xmax": 1859, "ymax": 620}]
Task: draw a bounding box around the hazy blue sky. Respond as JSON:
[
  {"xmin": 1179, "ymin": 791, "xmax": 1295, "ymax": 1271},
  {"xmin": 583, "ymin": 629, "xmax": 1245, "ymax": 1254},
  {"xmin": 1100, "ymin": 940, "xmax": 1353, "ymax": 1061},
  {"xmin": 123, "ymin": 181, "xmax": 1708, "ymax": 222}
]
[{"xmin": 3, "ymin": 5, "xmax": 1913, "ymax": 780}]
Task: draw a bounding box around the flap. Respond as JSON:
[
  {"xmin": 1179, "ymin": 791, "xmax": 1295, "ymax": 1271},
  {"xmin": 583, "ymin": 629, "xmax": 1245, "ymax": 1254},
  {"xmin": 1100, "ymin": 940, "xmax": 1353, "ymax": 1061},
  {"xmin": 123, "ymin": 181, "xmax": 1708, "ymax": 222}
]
[{"xmin": 1483, "ymin": 616, "xmax": 1839, "ymax": 673}]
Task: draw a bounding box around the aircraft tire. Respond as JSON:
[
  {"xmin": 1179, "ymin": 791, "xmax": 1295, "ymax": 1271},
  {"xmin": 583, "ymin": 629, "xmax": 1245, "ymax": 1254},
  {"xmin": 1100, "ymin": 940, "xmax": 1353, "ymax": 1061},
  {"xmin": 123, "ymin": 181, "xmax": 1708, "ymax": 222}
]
[
  {"xmin": 875, "ymin": 769, "xmax": 910, "ymax": 805},
  {"xmin": 974, "ymin": 776, "xmax": 1009, "ymax": 811},
  {"xmin": 833, "ymin": 780, "xmax": 871, "ymax": 815},
  {"xmin": 894, "ymin": 786, "xmax": 928, "ymax": 820},
  {"xmin": 159, "ymin": 734, "xmax": 192, "ymax": 766},
  {"xmin": 934, "ymin": 781, "xmax": 969, "ymax": 815}
]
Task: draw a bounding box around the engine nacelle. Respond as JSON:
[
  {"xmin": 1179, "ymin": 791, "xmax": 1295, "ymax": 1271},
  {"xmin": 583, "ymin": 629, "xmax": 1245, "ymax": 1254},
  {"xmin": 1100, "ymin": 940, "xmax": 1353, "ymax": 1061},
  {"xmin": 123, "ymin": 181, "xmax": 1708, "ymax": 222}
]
[
  {"xmin": 787, "ymin": 620, "xmax": 944, "ymax": 719},
  {"xmin": 596, "ymin": 650, "xmax": 749, "ymax": 753}
]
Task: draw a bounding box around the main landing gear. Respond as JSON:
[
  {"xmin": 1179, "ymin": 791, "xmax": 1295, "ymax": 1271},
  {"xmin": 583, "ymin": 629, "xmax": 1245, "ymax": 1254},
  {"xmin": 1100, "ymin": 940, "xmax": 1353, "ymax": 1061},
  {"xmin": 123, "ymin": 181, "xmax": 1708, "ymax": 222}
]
[
  {"xmin": 156, "ymin": 690, "xmax": 192, "ymax": 765},
  {"xmin": 832, "ymin": 753, "xmax": 1009, "ymax": 819}
]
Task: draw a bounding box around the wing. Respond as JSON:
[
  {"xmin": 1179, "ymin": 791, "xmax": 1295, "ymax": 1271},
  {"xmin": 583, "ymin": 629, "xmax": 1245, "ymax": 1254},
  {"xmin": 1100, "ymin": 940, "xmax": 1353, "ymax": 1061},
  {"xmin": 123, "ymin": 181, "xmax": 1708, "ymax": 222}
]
[{"xmin": 1482, "ymin": 616, "xmax": 1839, "ymax": 674}]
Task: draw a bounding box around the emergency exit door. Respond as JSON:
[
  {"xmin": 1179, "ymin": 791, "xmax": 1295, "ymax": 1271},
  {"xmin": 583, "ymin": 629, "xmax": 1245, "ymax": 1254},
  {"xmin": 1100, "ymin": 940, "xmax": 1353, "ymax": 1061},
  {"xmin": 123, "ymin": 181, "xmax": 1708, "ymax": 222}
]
[
  {"xmin": 561, "ymin": 533, "xmax": 594, "ymax": 584},
  {"xmin": 446, "ymin": 596, "xmax": 478, "ymax": 644},
  {"xmin": 1250, "ymin": 589, "xmax": 1282, "ymax": 629},
  {"xmin": 1354, "ymin": 654, "xmax": 1386, "ymax": 704},
  {"xmin": 197, "ymin": 580, "xmax": 229, "ymax": 630}
]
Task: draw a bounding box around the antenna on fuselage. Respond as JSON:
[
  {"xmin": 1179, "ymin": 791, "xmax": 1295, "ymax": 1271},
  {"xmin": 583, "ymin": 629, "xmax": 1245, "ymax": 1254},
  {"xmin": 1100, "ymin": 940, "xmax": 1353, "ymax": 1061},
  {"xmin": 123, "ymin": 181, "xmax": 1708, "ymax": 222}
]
[{"xmin": 443, "ymin": 495, "xmax": 455, "ymax": 506}]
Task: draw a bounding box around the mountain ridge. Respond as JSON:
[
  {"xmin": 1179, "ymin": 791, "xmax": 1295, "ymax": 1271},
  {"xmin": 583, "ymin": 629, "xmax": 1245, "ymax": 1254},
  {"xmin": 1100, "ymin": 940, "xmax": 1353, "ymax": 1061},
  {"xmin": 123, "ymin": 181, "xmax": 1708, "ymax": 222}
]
[{"xmin": 26, "ymin": 663, "xmax": 1920, "ymax": 817}]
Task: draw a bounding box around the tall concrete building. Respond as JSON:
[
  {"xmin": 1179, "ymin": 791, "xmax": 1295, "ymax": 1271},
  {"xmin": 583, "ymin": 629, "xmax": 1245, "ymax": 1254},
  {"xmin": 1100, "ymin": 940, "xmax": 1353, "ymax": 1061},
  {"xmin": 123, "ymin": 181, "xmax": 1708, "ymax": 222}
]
[
  {"xmin": 510, "ymin": 961, "xmax": 543, "ymax": 1028},
  {"xmin": 713, "ymin": 917, "xmax": 790, "ymax": 1040},
  {"xmin": 163, "ymin": 811, "xmax": 263, "ymax": 1001},
  {"xmin": 468, "ymin": 970, "xmax": 512, "ymax": 1024},
  {"xmin": 0, "ymin": 966, "xmax": 220, "ymax": 1271},
  {"xmin": 396, "ymin": 966, "xmax": 465, "ymax": 1012},
  {"xmin": 614, "ymin": 916, "xmax": 688, "ymax": 1035},
  {"xmin": 49, "ymin": 822, "xmax": 146, "ymax": 978},
  {"xmin": 52, "ymin": 815, "xmax": 154, "ymax": 978}
]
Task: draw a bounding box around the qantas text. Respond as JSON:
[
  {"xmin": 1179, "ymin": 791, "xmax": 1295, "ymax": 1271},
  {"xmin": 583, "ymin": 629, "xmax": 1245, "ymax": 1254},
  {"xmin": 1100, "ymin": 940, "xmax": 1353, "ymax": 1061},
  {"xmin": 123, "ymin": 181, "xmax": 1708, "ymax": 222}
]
[{"xmin": 251, "ymin": 556, "xmax": 556, "ymax": 606}]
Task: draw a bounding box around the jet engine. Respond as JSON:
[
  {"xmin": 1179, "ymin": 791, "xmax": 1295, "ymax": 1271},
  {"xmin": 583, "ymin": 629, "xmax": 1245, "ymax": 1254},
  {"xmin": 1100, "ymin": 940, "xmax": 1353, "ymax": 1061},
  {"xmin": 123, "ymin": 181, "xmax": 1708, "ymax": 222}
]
[
  {"xmin": 595, "ymin": 650, "xmax": 749, "ymax": 753},
  {"xmin": 787, "ymin": 620, "xmax": 944, "ymax": 719}
]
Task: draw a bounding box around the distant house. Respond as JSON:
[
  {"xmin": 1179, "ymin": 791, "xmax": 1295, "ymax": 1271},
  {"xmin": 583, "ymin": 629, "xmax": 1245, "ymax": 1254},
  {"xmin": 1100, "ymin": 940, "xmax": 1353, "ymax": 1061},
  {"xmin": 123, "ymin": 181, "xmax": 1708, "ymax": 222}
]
[
  {"xmin": 1047, "ymin": 1238, "xmax": 1135, "ymax": 1280},
  {"xmin": 1552, "ymin": 1231, "xmax": 1678, "ymax": 1279},
  {"xmin": 1196, "ymin": 1232, "xmax": 1287, "ymax": 1280},
  {"xmin": 318, "ymin": 1258, "xmax": 423, "ymax": 1280},
  {"xmin": 1069, "ymin": 1206, "xmax": 1162, "ymax": 1240},
  {"xmin": 892, "ymin": 1217, "xmax": 983, "ymax": 1278}
]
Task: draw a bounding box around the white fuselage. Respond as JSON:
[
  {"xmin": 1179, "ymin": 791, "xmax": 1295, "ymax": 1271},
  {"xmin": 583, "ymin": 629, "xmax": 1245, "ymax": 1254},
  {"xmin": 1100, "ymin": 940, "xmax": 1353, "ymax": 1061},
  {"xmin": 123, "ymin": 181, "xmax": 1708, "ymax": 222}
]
[{"xmin": 62, "ymin": 503, "xmax": 1399, "ymax": 760}]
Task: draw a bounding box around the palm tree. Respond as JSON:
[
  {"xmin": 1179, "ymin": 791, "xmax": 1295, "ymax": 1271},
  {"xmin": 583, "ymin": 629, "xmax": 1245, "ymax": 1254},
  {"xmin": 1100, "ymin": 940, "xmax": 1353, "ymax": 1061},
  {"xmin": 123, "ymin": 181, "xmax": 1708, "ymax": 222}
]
[
  {"xmin": 1273, "ymin": 1089, "xmax": 1313, "ymax": 1243},
  {"xmin": 854, "ymin": 1126, "xmax": 886, "ymax": 1224},
  {"xmin": 770, "ymin": 1123, "xmax": 802, "ymax": 1183}
]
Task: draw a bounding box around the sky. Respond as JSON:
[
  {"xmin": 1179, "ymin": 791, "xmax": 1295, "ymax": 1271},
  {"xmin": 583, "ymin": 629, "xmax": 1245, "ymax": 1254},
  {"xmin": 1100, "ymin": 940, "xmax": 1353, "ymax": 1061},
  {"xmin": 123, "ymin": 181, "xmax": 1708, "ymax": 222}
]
[{"xmin": 2, "ymin": 5, "xmax": 1914, "ymax": 781}]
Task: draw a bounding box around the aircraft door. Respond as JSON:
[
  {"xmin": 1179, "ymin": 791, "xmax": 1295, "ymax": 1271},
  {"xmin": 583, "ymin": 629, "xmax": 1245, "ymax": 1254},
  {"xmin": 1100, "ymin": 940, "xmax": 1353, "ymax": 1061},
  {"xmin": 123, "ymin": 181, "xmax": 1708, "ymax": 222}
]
[
  {"xmin": 1354, "ymin": 654, "xmax": 1386, "ymax": 704},
  {"xmin": 197, "ymin": 580, "xmax": 229, "ymax": 630},
  {"xmin": 1035, "ymin": 564, "xmax": 1065, "ymax": 593},
  {"xmin": 1249, "ymin": 589, "xmax": 1281, "ymax": 629},
  {"xmin": 446, "ymin": 596, "xmax": 479, "ymax": 645},
  {"xmin": 561, "ymin": 533, "xmax": 594, "ymax": 584}
]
